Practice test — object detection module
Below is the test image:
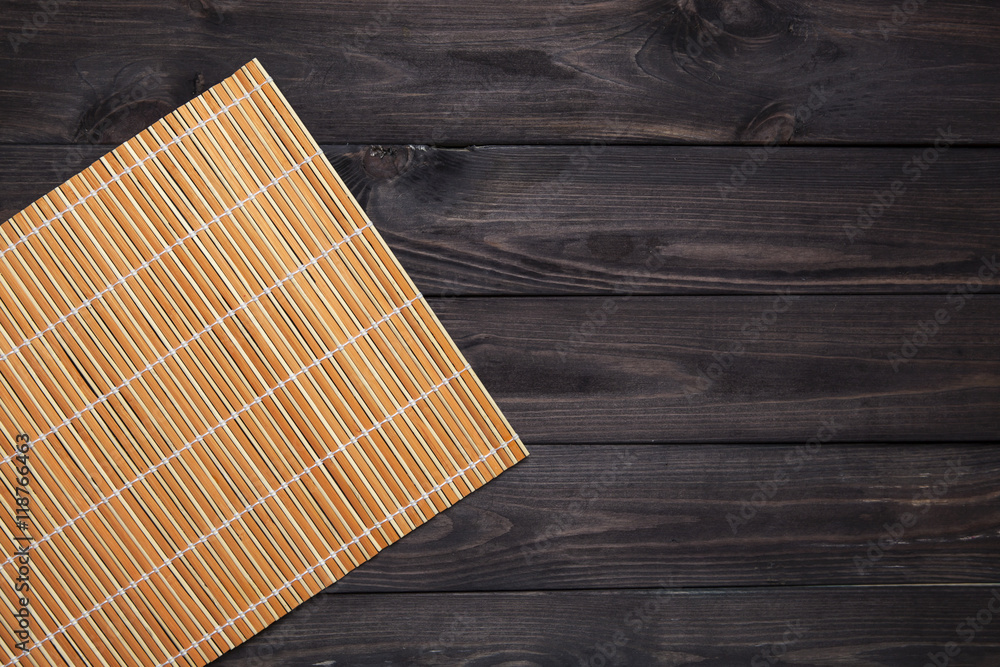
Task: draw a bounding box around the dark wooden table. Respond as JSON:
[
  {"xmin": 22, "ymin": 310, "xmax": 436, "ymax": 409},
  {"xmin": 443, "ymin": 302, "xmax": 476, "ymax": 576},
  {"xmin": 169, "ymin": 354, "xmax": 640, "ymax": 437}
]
[{"xmin": 1, "ymin": 1, "xmax": 998, "ymax": 665}]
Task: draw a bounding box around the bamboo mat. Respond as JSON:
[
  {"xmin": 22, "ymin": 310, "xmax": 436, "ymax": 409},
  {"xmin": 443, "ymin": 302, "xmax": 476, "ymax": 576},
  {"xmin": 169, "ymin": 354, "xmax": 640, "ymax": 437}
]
[{"xmin": 0, "ymin": 59, "xmax": 527, "ymax": 667}]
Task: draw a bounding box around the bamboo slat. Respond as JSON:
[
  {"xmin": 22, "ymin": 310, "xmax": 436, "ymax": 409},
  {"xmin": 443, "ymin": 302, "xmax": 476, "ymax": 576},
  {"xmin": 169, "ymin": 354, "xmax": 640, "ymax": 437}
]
[{"xmin": 0, "ymin": 59, "xmax": 528, "ymax": 667}]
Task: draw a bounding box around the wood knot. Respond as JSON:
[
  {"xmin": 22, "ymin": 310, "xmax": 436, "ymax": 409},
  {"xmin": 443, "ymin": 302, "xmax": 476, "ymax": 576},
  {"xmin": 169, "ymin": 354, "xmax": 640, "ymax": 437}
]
[
  {"xmin": 362, "ymin": 146, "xmax": 412, "ymax": 181},
  {"xmin": 672, "ymin": 0, "xmax": 790, "ymax": 42},
  {"xmin": 76, "ymin": 66, "xmax": 173, "ymax": 145},
  {"xmin": 737, "ymin": 101, "xmax": 796, "ymax": 144},
  {"xmin": 716, "ymin": 0, "xmax": 780, "ymax": 35},
  {"xmin": 651, "ymin": 0, "xmax": 805, "ymax": 83},
  {"xmin": 192, "ymin": 72, "xmax": 207, "ymax": 96}
]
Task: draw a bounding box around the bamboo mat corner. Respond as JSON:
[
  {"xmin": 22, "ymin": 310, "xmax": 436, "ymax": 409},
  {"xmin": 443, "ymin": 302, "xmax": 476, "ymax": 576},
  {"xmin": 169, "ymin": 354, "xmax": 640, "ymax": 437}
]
[{"xmin": 0, "ymin": 58, "xmax": 527, "ymax": 667}]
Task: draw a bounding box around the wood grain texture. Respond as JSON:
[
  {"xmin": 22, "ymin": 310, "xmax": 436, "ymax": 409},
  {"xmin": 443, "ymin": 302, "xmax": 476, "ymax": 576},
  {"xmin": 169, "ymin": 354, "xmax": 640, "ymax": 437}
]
[
  {"xmin": 3, "ymin": 145, "xmax": 998, "ymax": 296},
  {"xmin": 1, "ymin": 1, "xmax": 998, "ymax": 145},
  {"xmin": 210, "ymin": 586, "xmax": 1000, "ymax": 666},
  {"xmin": 329, "ymin": 443, "xmax": 1000, "ymax": 592},
  {"xmin": 429, "ymin": 295, "xmax": 1000, "ymax": 443},
  {"xmin": 331, "ymin": 144, "xmax": 1000, "ymax": 296},
  {"xmin": 1, "ymin": 4, "xmax": 998, "ymax": 662}
]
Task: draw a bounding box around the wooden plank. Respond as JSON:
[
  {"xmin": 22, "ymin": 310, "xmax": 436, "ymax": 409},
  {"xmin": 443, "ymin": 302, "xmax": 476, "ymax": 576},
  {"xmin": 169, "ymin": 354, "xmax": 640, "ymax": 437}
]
[
  {"xmin": 0, "ymin": 143, "xmax": 994, "ymax": 442},
  {"xmin": 210, "ymin": 586, "xmax": 1000, "ymax": 666},
  {"xmin": 1, "ymin": 1, "xmax": 998, "ymax": 144},
  {"xmin": 428, "ymin": 295, "xmax": 1000, "ymax": 443},
  {"xmin": 328, "ymin": 145, "xmax": 1000, "ymax": 296},
  {"xmin": 329, "ymin": 443, "xmax": 1000, "ymax": 592},
  {"xmin": 3, "ymin": 145, "xmax": 998, "ymax": 296}
]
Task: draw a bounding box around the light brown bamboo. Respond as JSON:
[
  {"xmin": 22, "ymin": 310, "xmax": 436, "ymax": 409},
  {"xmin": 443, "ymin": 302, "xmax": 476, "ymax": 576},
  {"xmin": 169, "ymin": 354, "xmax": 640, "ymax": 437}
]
[{"xmin": 0, "ymin": 58, "xmax": 528, "ymax": 667}]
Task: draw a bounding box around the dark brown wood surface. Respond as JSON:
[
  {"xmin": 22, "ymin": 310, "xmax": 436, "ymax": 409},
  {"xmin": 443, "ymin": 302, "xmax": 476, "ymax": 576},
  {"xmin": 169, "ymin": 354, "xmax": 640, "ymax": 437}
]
[
  {"xmin": 330, "ymin": 444, "xmax": 1000, "ymax": 592},
  {"xmin": 211, "ymin": 587, "xmax": 1000, "ymax": 667},
  {"xmin": 1, "ymin": 0, "xmax": 998, "ymax": 664},
  {"xmin": 331, "ymin": 145, "xmax": 1000, "ymax": 296},
  {"xmin": 0, "ymin": 1, "xmax": 999, "ymax": 145},
  {"xmin": 428, "ymin": 295, "xmax": 1000, "ymax": 443}
]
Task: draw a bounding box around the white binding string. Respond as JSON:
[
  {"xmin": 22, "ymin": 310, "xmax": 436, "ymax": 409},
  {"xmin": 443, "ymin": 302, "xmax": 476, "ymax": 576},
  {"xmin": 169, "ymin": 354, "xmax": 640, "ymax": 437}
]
[
  {"xmin": 0, "ymin": 77, "xmax": 272, "ymax": 266},
  {"xmin": 0, "ymin": 146, "xmax": 322, "ymax": 366},
  {"xmin": 11, "ymin": 359, "xmax": 471, "ymax": 664},
  {"xmin": 0, "ymin": 289, "xmax": 415, "ymax": 575},
  {"xmin": 158, "ymin": 433, "xmax": 519, "ymax": 667}
]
